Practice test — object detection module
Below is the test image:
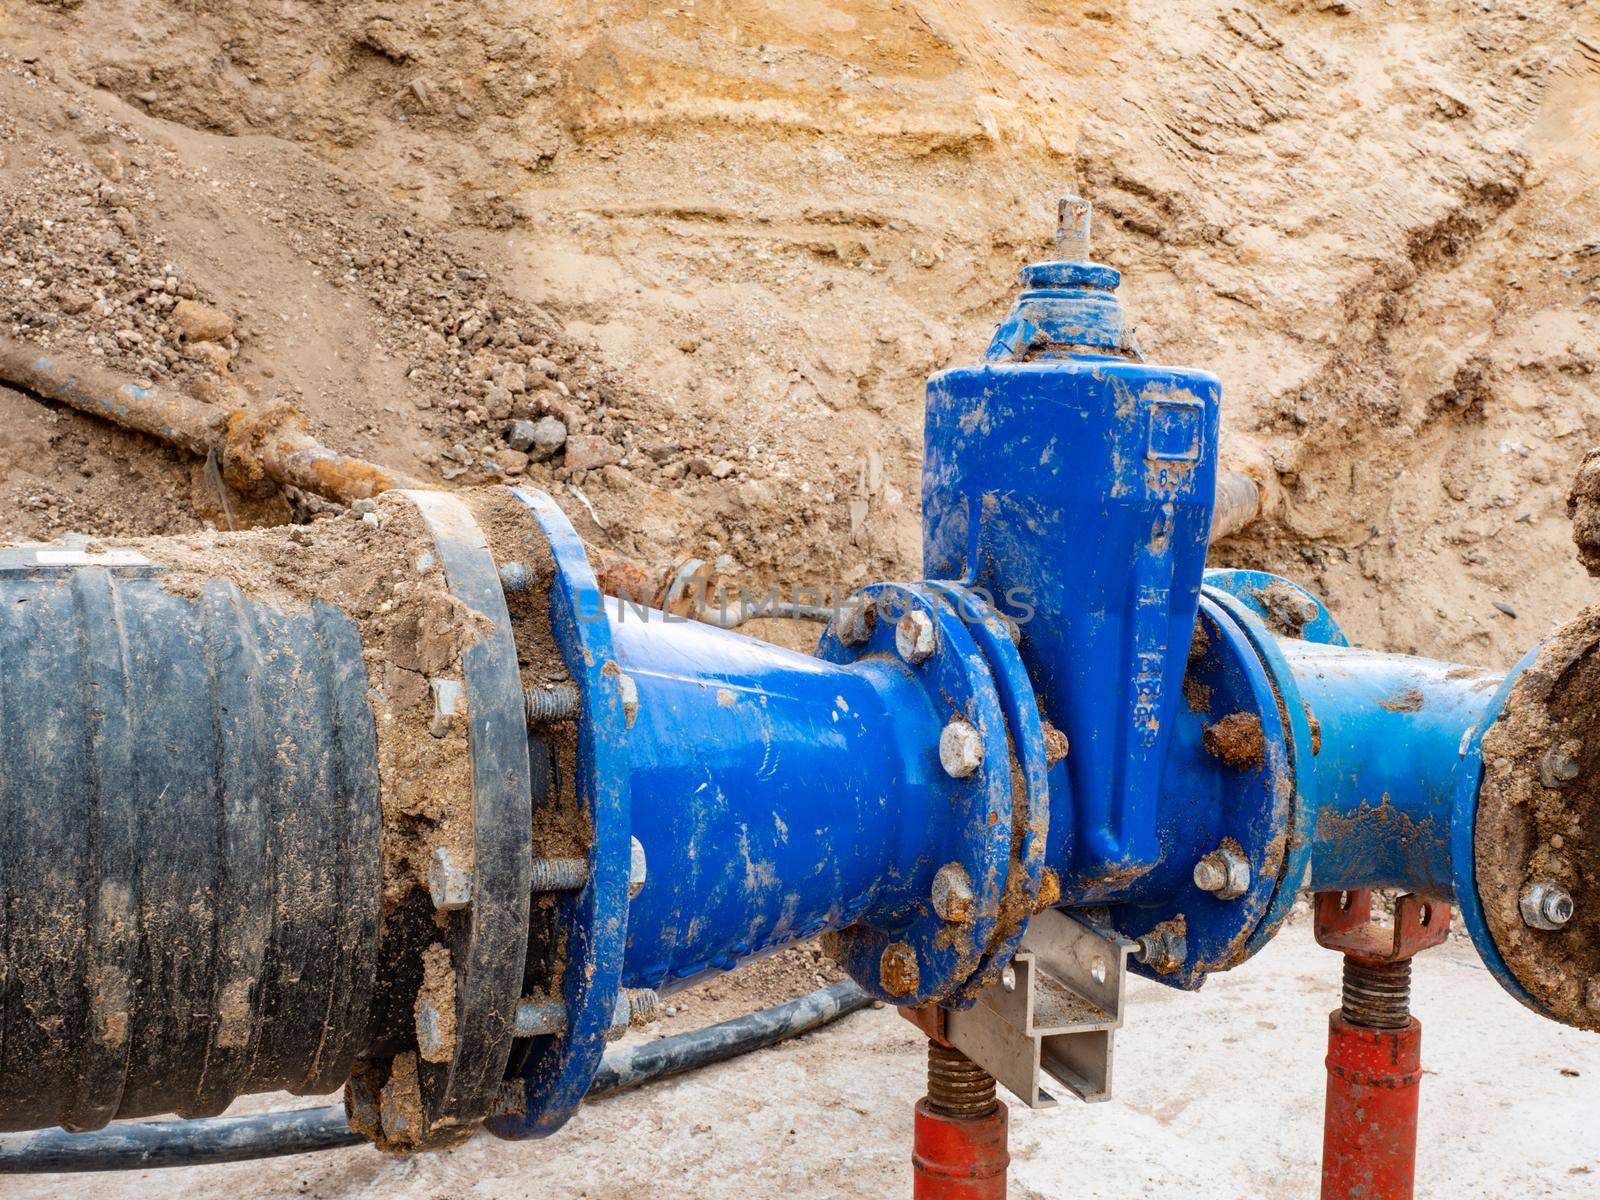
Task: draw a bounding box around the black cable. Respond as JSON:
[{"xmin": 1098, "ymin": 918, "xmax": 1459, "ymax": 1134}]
[{"xmin": 0, "ymin": 980, "xmax": 871, "ymax": 1174}]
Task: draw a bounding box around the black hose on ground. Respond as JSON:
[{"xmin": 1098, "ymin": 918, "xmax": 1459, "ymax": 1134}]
[{"xmin": 0, "ymin": 981, "xmax": 871, "ymax": 1174}]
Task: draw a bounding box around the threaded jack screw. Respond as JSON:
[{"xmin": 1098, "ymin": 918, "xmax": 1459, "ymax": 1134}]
[
  {"xmin": 924, "ymin": 1042, "xmax": 998, "ymax": 1120},
  {"xmin": 1340, "ymin": 956, "xmax": 1412, "ymax": 1029}
]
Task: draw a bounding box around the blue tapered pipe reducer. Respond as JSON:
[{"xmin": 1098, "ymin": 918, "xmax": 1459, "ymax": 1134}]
[{"xmin": 815, "ymin": 584, "xmax": 1020, "ymax": 1005}]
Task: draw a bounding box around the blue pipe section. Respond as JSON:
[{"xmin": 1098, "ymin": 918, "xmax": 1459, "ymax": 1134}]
[
  {"xmin": 607, "ymin": 608, "xmax": 948, "ymax": 994},
  {"xmin": 1283, "ymin": 640, "xmax": 1505, "ymax": 898}
]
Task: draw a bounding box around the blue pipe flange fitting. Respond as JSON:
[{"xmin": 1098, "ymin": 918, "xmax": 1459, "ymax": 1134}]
[
  {"xmin": 1450, "ymin": 647, "xmax": 1542, "ymax": 1016},
  {"xmin": 923, "ymin": 581, "xmax": 1056, "ymax": 1005},
  {"xmin": 489, "ymin": 489, "xmax": 634, "ymax": 1138},
  {"xmin": 1201, "ymin": 581, "xmax": 1328, "ymax": 961},
  {"xmin": 1201, "ymin": 568, "xmax": 1348, "ymax": 649},
  {"xmin": 815, "ymin": 583, "xmax": 1020, "ymax": 1005},
  {"xmin": 1111, "ymin": 593, "xmax": 1293, "ymax": 988}
]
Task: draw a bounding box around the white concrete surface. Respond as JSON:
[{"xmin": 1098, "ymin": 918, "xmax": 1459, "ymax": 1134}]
[{"xmin": 10, "ymin": 932, "xmax": 1598, "ymax": 1199}]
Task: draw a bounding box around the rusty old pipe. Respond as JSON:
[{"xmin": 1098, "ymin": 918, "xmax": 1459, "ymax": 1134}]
[
  {"xmin": 0, "ymin": 336, "xmax": 702, "ymax": 612},
  {"xmin": 1211, "ymin": 469, "xmax": 1264, "ymax": 543}
]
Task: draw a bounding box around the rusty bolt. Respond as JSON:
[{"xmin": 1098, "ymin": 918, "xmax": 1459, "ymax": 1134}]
[
  {"xmin": 428, "ymin": 846, "xmax": 473, "ymax": 912},
  {"xmin": 1539, "ymin": 742, "xmax": 1582, "ymax": 789},
  {"xmin": 629, "ymin": 836, "xmax": 648, "ymax": 900},
  {"xmin": 895, "ymin": 609, "xmax": 937, "ymax": 666},
  {"xmin": 1136, "ymin": 928, "xmax": 1187, "ymax": 974},
  {"xmin": 939, "ymin": 719, "xmax": 983, "ymax": 779},
  {"xmin": 1520, "ymin": 880, "xmax": 1574, "ymax": 931},
  {"xmin": 529, "ymin": 856, "xmax": 588, "ymax": 892},
  {"xmin": 880, "ymin": 942, "xmax": 920, "ymax": 997},
  {"xmin": 610, "ymin": 987, "xmax": 660, "ymax": 1034},
  {"xmin": 837, "ymin": 599, "xmax": 876, "ymax": 648},
  {"xmin": 1193, "ymin": 845, "xmax": 1250, "ymax": 900},
  {"xmin": 513, "ymin": 1000, "xmax": 567, "ymax": 1037},
  {"xmin": 1586, "ymin": 976, "xmax": 1600, "ymax": 1015},
  {"xmin": 931, "ymin": 863, "xmax": 976, "ymax": 924}
]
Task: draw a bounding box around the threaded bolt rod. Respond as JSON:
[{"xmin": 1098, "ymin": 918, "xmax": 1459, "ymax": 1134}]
[
  {"xmin": 525, "ymin": 681, "xmax": 581, "ymax": 724},
  {"xmin": 529, "ymin": 856, "xmax": 589, "ymax": 892},
  {"xmin": 1340, "ymin": 957, "xmax": 1412, "ymax": 1030},
  {"xmin": 924, "ymin": 1042, "xmax": 998, "ymax": 1119}
]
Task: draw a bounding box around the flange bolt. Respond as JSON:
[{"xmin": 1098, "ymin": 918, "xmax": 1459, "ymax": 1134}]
[
  {"xmin": 1193, "ymin": 845, "xmax": 1251, "ymax": 900},
  {"xmin": 1136, "ymin": 928, "xmax": 1187, "ymax": 974},
  {"xmin": 931, "ymin": 862, "xmax": 976, "ymax": 924},
  {"xmin": 939, "ymin": 719, "xmax": 983, "ymax": 779},
  {"xmin": 837, "ymin": 599, "xmax": 876, "ymax": 647},
  {"xmin": 427, "ymin": 846, "xmax": 474, "ymax": 912},
  {"xmin": 629, "ymin": 835, "xmax": 648, "ymax": 900},
  {"xmin": 896, "ymin": 609, "xmax": 937, "ymax": 666},
  {"xmin": 1539, "ymin": 742, "xmax": 1582, "ymax": 789},
  {"xmin": 1519, "ymin": 880, "xmax": 1574, "ymax": 931}
]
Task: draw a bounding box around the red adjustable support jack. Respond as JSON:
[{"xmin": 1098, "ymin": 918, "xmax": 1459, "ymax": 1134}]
[
  {"xmin": 904, "ymin": 1006, "xmax": 1009, "ymax": 1200},
  {"xmin": 1313, "ymin": 890, "xmax": 1451, "ymax": 1200}
]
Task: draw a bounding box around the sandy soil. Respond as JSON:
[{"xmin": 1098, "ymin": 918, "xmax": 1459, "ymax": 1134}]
[
  {"xmin": 2, "ymin": 1, "xmax": 1599, "ymax": 668},
  {"xmin": 8, "ymin": 927, "xmax": 1597, "ymax": 1199}
]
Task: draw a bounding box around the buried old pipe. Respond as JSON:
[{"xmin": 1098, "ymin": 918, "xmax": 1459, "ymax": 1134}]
[
  {"xmin": 1210, "ymin": 468, "xmax": 1264, "ymax": 543},
  {"xmin": 0, "ymin": 334, "xmax": 417, "ymax": 504},
  {"xmin": 0, "ymin": 335, "xmax": 704, "ymax": 612}
]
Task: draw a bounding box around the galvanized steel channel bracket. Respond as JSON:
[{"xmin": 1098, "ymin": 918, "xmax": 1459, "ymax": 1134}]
[{"xmin": 944, "ymin": 910, "xmax": 1134, "ymax": 1106}]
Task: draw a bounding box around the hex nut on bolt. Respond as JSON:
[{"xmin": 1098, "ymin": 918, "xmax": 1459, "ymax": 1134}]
[
  {"xmin": 1193, "ymin": 845, "xmax": 1251, "ymax": 900},
  {"xmin": 931, "ymin": 862, "xmax": 976, "ymax": 925},
  {"xmin": 1136, "ymin": 929, "xmax": 1187, "ymax": 974},
  {"xmin": 1539, "ymin": 741, "xmax": 1582, "ymax": 789},
  {"xmin": 837, "ymin": 600, "xmax": 876, "ymax": 648},
  {"xmin": 895, "ymin": 610, "xmax": 937, "ymax": 666},
  {"xmin": 1519, "ymin": 880, "xmax": 1574, "ymax": 931},
  {"xmin": 939, "ymin": 719, "xmax": 983, "ymax": 779},
  {"xmin": 428, "ymin": 846, "xmax": 473, "ymax": 912}
]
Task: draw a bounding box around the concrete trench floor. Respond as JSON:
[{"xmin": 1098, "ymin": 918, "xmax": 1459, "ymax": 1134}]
[{"xmin": 9, "ymin": 932, "xmax": 1598, "ymax": 1199}]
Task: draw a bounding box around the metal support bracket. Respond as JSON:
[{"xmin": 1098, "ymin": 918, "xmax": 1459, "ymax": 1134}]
[{"xmin": 944, "ymin": 910, "xmax": 1134, "ymax": 1107}]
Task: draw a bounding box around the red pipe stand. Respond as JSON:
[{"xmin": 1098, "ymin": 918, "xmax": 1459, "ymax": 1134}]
[
  {"xmin": 1322, "ymin": 1012, "xmax": 1424, "ymax": 1199},
  {"xmin": 912, "ymin": 1094, "xmax": 1010, "ymax": 1200},
  {"xmin": 1313, "ymin": 891, "xmax": 1451, "ymax": 1200},
  {"xmin": 904, "ymin": 1008, "xmax": 1009, "ymax": 1200}
]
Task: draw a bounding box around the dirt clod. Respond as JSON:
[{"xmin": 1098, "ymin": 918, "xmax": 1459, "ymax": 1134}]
[{"xmin": 1203, "ymin": 712, "xmax": 1266, "ymax": 769}]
